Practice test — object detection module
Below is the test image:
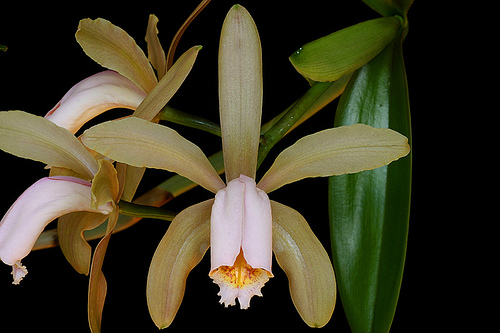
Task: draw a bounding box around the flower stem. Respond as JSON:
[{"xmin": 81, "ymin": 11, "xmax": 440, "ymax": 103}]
[
  {"xmin": 118, "ymin": 201, "xmax": 176, "ymax": 221},
  {"xmin": 257, "ymin": 75, "xmax": 351, "ymax": 168},
  {"xmin": 155, "ymin": 104, "xmax": 221, "ymax": 136}
]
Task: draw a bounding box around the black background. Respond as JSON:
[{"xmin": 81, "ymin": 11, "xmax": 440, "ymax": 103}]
[{"xmin": 0, "ymin": 1, "xmax": 435, "ymax": 332}]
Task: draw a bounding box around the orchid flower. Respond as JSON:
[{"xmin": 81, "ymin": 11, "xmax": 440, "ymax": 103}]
[
  {"xmin": 82, "ymin": 5, "xmax": 410, "ymax": 328},
  {"xmin": 1, "ymin": 14, "xmax": 203, "ymax": 333},
  {"xmin": 45, "ymin": 14, "xmax": 202, "ymax": 135},
  {"xmin": 0, "ymin": 111, "xmax": 119, "ymax": 284}
]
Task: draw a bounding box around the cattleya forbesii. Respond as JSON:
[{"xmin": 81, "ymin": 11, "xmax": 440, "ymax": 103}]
[
  {"xmin": 0, "ymin": 10, "xmax": 202, "ymax": 333},
  {"xmin": 81, "ymin": 5, "xmax": 410, "ymax": 329}
]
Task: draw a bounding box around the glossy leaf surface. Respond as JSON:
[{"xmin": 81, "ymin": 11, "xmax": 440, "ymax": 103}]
[
  {"xmin": 328, "ymin": 31, "xmax": 411, "ymax": 333},
  {"xmin": 362, "ymin": 0, "xmax": 413, "ymax": 18},
  {"xmin": 289, "ymin": 17, "xmax": 400, "ymax": 82}
]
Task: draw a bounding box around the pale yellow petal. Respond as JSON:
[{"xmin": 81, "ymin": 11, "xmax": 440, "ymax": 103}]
[
  {"xmin": 219, "ymin": 5, "xmax": 262, "ymax": 181},
  {"xmin": 271, "ymin": 200, "xmax": 336, "ymax": 328},
  {"xmin": 145, "ymin": 14, "xmax": 167, "ymax": 80},
  {"xmin": 133, "ymin": 45, "xmax": 202, "ymax": 121},
  {"xmin": 58, "ymin": 211, "xmax": 108, "ymax": 275},
  {"xmin": 258, "ymin": 124, "xmax": 410, "ymax": 193},
  {"xmin": 0, "ymin": 111, "xmax": 98, "ymax": 179},
  {"xmin": 76, "ymin": 18, "xmax": 157, "ymax": 94},
  {"xmin": 90, "ymin": 159, "xmax": 119, "ymax": 210},
  {"xmin": 147, "ymin": 199, "xmax": 212, "ymax": 329},
  {"xmin": 81, "ymin": 117, "xmax": 225, "ymax": 193},
  {"xmin": 88, "ymin": 209, "xmax": 118, "ymax": 333}
]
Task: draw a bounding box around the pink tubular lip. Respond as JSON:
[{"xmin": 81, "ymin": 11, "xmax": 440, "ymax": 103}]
[{"xmin": 47, "ymin": 175, "xmax": 92, "ymax": 187}]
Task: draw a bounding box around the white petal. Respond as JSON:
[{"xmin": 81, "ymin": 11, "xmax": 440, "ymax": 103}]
[
  {"xmin": 210, "ymin": 174, "xmax": 272, "ymax": 273},
  {"xmin": 45, "ymin": 70, "xmax": 146, "ymax": 134},
  {"xmin": 240, "ymin": 174, "xmax": 272, "ymax": 273},
  {"xmin": 210, "ymin": 178, "xmax": 244, "ymax": 271},
  {"xmin": 11, "ymin": 261, "xmax": 28, "ymax": 285},
  {"xmin": 0, "ymin": 176, "xmax": 111, "ymax": 271},
  {"xmin": 209, "ymin": 174, "xmax": 273, "ymax": 309}
]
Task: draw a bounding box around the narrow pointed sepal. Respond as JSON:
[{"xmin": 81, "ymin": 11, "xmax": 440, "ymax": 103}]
[
  {"xmin": 58, "ymin": 212, "xmax": 109, "ymax": 275},
  {"xmin": 82, "ymin": 117, "xmax": 225, "ymax": 193},
  {"xmin": 145, "ymin": 14, "xmax": 167, "ymax": 80},
  {"xmin": 132, "ymin": 45, "xmax": 202, "ymax": 121},
  {"xmin": 219, "ymin": 5, "xmax": 263, "ymax": 181},
  {"xmin": 271, "ymin": 200, "xmax": 336, "ymax": 328},
  {"xmin": 147, "ymin": 200, "xmax": 212, "ymax": 329},
  {"xmin": 0, "ymin": 111, "xmax": 99, "ymax": 179},
  {"xmin": 258, "ymin": 124, "xmax": 410, "ymax": 193}
]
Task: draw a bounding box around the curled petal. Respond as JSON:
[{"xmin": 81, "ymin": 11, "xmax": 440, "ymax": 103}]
[
  {"xmin": 210, "ymin": 174, "xmax": 272, "ymax": 309},
  {"xmin": 45, "ymin": 71, "xmax": 146, "ymax": 134},
  {"xmin": 58, "ymin": 211, "xmax": 108, "ymax": 275},
  {"xmin": 11, "ymin": 261, "xmax": 28, "ymax": 285},
  {"xmin": 258, "ymin": 124, "xmax": 410, "ymax": 193},
  {"xmin": 0, "ymin": 176, "xmax": 112, "ymax": 281},
  {"xmin": 147, "ymin": 199, "xmax": 212, "ymax": 329},
  {"xmin": 271, "ymin": 200, "xmax": 336, "ymax": 328},
  {"xmin": 145, "ymin": 14, "xmax": 167, "ymax": 80}
]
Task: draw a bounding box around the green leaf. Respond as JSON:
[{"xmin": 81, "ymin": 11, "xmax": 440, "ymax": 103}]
[
  {"xmin": 289, "ymin": 17, "xmax": 401, "ymax": 82},
  {"xmin": 362, "ymin": 0, "xmax": 413, "ymax": 19},
  {"xmin": 328, "ymin": 30, "xmax": 411, "ymax": 333}
]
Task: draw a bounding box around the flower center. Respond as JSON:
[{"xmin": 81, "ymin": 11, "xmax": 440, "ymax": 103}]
[{"xmin": 210, "ymin": 249, "xmax": 271, "ymax": 309}]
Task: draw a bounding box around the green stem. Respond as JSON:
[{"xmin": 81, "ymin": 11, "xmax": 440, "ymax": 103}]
[
  {"xmin": 258, "ymin": 75, "xmax": 351, "ymax": 168},
  {"xmin": 118, "ymin": 201, "xmax": 177, "ymax": 221},
  {"xmin": 156, "ymin": 104, "xmax": 221, "ymax": 137}
]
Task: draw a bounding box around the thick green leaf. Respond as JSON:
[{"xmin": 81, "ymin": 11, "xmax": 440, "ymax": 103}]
[
  {"xmin": 289, "ymin": 17, "xmax": 401, "ymax": 82},
  {"xmin": 362, "ymin": 0, "xmax": 413, "ymax": 18},
  {"xmin": 328, "ymin": 30, "xmax": 411, "ymax": 333}
]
